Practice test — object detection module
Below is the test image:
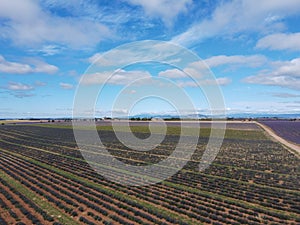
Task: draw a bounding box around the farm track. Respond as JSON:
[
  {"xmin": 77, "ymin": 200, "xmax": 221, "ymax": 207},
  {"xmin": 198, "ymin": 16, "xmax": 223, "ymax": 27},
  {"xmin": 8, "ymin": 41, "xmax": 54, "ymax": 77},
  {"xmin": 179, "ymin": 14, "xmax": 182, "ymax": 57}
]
[{"xmin": 0, "ymin": 125, "xmax": 300, "ymax": 225}]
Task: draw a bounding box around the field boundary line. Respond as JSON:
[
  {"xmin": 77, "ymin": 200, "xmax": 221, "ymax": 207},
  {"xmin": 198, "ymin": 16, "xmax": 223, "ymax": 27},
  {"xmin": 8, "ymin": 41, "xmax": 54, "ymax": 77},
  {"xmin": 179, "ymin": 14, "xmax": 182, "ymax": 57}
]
[{"xmin": 255, "ymin": 121, "xmax": 300, "ymax": 158}]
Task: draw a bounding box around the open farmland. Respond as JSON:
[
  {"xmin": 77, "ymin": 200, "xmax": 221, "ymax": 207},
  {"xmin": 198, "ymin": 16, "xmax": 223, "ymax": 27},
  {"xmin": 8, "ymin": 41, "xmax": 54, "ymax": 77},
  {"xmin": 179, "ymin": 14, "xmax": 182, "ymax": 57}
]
[
  {"xmin": 259, "ymin": 120, "xmax": 300, "ymax": 145},
  {"xmin": 0, "ymin": 123, "xmax": 300, "ymax": 225}
]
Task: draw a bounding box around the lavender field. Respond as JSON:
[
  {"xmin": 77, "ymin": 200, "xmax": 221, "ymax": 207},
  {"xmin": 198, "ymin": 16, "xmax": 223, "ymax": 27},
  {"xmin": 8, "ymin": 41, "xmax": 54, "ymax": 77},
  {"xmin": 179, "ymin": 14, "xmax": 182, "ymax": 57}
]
[
  {"xmin": 0, "ymin": 124, "xmax": 300, "ymax": 224},
  {"xmin": 260, "ymin": 120, "xmax": 300, "ymax": 144}
]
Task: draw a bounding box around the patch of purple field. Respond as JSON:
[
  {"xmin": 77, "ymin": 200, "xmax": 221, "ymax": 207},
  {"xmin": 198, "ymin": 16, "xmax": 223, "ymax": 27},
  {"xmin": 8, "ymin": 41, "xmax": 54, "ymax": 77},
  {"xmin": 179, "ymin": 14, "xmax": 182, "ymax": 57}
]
[{"xmin": 260, "ymin": 120, "xmax": 300, "ymax": 144}]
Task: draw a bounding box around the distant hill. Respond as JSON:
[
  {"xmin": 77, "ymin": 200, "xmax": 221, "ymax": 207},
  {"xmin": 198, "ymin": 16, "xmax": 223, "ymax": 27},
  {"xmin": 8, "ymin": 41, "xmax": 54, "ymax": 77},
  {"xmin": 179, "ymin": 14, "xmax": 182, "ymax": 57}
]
[
  {"xmin": 128, "ymin": 112, "xmax": 300, "ymax": 120},
  {"xmin": 226, "ymin": 113, "xmax": 300, "ymax": 119}
]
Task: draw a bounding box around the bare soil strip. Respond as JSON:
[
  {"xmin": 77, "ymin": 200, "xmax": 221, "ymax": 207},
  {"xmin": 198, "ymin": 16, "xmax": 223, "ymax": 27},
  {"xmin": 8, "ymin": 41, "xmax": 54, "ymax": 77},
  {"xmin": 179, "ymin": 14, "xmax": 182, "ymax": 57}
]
[{"xmin": 255, "ymin": 121, "xmax": 300, "ymax": 158}]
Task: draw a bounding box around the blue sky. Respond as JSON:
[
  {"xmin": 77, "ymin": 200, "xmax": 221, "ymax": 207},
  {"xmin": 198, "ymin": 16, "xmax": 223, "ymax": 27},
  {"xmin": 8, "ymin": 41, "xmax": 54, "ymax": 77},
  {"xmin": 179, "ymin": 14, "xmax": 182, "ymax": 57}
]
[{"xmin": 0, "ymin": 0, "xmax": 300, "ymax": 118}]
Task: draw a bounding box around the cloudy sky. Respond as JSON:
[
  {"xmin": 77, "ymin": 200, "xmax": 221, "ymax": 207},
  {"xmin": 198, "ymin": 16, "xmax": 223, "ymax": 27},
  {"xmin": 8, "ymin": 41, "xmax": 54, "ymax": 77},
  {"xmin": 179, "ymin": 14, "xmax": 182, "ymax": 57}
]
[{"xmin": 0, "ymin": 0, "xmax": 300, "ymax": 118}]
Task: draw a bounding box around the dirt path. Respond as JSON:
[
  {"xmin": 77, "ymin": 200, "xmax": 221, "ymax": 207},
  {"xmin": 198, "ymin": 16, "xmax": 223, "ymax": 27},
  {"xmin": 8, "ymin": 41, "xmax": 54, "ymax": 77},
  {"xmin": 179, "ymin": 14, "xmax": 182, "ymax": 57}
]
[{"xmin": 254, "ymin": 121, "xmax": 300, "ymax": 158}]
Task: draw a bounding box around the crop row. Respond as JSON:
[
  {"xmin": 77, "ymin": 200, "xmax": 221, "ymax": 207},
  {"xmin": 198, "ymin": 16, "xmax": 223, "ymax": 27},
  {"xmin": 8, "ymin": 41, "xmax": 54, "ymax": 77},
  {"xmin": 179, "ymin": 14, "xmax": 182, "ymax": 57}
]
[
  {"xmin": 0, "ymin": 156, "xmax": 166, "ymax": 225},
  {"xmin": 1, "ymin": 135, "xmax": 299, "ymax": 217},
  {"xmin": 0, "ymin": 175, "xmax": 55, "ymax": 224},
  {"xmin": 0, "ymin": 151, "xmax": 290, "ymax": 224},
  {"xmin": 1, "ymin": 144, "xmax": 298, "ymax": 223},
  {"xmin": 2, "ymin": 126, "xmax": 299, "ymax": 176}
]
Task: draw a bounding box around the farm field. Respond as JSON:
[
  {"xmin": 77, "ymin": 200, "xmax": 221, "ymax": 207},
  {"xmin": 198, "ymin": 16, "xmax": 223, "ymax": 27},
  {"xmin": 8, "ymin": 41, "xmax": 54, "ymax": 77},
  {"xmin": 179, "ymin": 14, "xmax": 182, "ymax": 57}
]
[
  {"xmin": 0, "ymin": 123, "xmax": 300, "ymax": 225},
  {"xmin": 259, "ymin": 120, "xmax": 300, "ymax": 145}
]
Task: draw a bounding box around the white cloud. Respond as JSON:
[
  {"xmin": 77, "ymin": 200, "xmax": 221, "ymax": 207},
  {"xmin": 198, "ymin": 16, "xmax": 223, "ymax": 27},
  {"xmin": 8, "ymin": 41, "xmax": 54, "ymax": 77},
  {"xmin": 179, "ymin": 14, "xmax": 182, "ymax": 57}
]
[
  {"xmin": 1, "ymin": 81, "xmax": 50, "ymax": 98},
  {"xmin": 128, "ymin": 90, "xmax": 136, "ymax": 94},
  {"xmin": 36, "ymin": 45, "xmax": 64, "ymax": 56},
  {"xmin": 88, "ymin": 53, "xmax": 103, "ymax": 64},
  {"xmin": 158, "ymin": 67, "xmax": 214, "ymax": 80},
  {"xmin": 11, "ymin": 92, "xmax": 35, "ymax": 98},
  {"xmin": 158, "ymin": 69, "xmax": 187, "ymax": 78},
  {"xmin": 34, "ymin": 81, "xmax": 47, "ymax": 87},
  {"xmin": 82, "ymin": 67, "xmax": 231, "ymax": 88},
  {"xmin": 215, "ymin": 77, "xmax": 232, "ymax": 86},
  {"xmin": 0, "ymin": 0, "xmax": 110, "ymax": 48},
  {"xmin": 172, "ymin": 0, "xmax": 300, "ymax": 46},
  {"xmin": 0, "ymin": 55, "xmax": 31, "ymax": 74},
  {"xmin": 163, "ymin": 55, "xmax": 267, "ymax": 87},
  {"xmin": 176, "ymin": 55, "xmax": 267, "ymax": 81},
  {"xmin": 0, "ymin": 55, "xmax": 58, "ymax": 74},
  {"xmin": 126, "ymin": 0, "xmax": 192, "ymax": 26},
  {"xmin": 158, "ymin": 60, "xmax": 232, "ymax": 87},
  {"xmin": 244, "ymin": 58, "xmax": 300, "ymax": 90},
  {"xmin": 178, "ymin": 77, "xmax": 231, "ymax": 87},
  {"xmin": 7, "ymin": 82, "xmax": 34, "ymax": 91},
  {"xmin": 204, "ymin": 55, "xmax": 268, "ymax": 68},
  {"xmin": 30, "ymin": 60, "xmax": 58, "ymax": 74},
  {"xmin": 256, "ymin": 32, "xmax": 300, "ymax": 51},
  {"xmin": 60, "ymin": 82, "xmax": 74, "ymax": 90},
  {"xmin": 67, "ymin": 70, "xmax": 79, "ymax": 77},
  {"xmin": 271, "ymin": 92, "xmax": 300, "ymax": 98},
  {"xmin": 88, "ymin": 42, "xmax": 183, "ymax": 67},
  {"xmin": 81, "ymin": 69, "xmax": 152, "ymax": 85}
]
